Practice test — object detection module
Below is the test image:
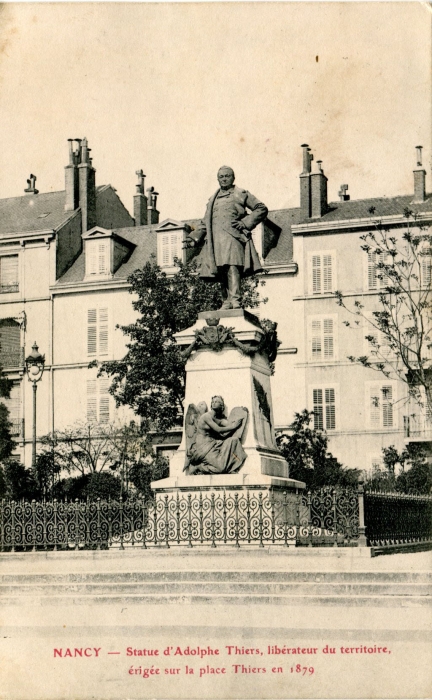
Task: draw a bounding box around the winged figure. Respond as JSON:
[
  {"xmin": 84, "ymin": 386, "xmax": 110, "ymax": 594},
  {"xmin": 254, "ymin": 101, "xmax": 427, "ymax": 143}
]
[{"xmin": 183, "ymin": 397, "xmax": 248, "ymax": 475}]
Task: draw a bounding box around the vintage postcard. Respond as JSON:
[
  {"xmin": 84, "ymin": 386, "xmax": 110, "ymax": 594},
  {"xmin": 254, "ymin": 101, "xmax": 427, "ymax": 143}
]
[{"xmin": 0, "ymin": 2, "xmax": 431, "ymax": 699}]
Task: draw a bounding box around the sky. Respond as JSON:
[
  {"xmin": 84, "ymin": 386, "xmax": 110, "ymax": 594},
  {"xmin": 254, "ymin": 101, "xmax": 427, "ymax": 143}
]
[{"xmin": 0, "ymin": 2, "xmax": 430, "ymax": 221}]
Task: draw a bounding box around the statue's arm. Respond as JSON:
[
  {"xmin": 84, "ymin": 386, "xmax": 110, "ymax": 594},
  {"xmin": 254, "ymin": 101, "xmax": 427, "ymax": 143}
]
[
  {"xmin": 186, "ymin": 219, "xmax": 207, "ymax": 248},
  {"xmin": 204, "ymin": 414, "xmax": 242, "ymax": 435},
  {"xmin": 241, "ymin": 191, "xmax": 268, "ymax": 231}
]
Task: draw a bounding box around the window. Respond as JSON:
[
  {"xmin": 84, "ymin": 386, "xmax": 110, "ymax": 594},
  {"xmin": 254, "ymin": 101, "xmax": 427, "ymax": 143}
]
[
  {"xmin": 366, "ymin": 382, "xmax": 396, "ymax": 428},
  {"xmin": 309, "ymin": 316, "xmax": 337, "ymax": 361},
  {"xmin": 0, "ymin": 321, "xmax": 21, "ymax": 367},
  {"xmin": 87, "ymin": 308, "xmax": 109, "ymax": 357},
  {"xmin": 364, "ymin": 317, "xmax": 391, "ymax": 357},
  {"xmin": 86, "ymin": 240, "xmax": 110, "ymax": 277},
  {"xmin": 87, "ymin": 377, "xmax": 110, "ymax": 424},
  {"xmin": 420, "ymin": 248, "xmax": 431, "ymax": 288},
  {"xmin": 3, "ymin": 383, "xmax": 21, "ymax": 436},
  {"xmin": 0, "ymin": 256, "xmax": 18, "ymax": 293},
  {"xmin": 366, "ymin": 251, "xmax": 390, "ymax": 290},
  {"xmin": 158, "ymin": 232, "xmax": 183, "ymax": 268},
  {"xmin": 309, "ymin": 252, "xmax": 335, "ymax": 294},
  {"xmin": 369, "ymin": 455, "xmax": 383, "ymax": 475},
  {"xmin": 312, "ymin": 387, "xmax": 336, "ymax": 430}
]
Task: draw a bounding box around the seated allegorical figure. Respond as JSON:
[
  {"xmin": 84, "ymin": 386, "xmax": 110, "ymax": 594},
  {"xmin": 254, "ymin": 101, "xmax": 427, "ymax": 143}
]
[{"xmin": 184, "ymin": 396, "xmax": 248, "ymax": 475}]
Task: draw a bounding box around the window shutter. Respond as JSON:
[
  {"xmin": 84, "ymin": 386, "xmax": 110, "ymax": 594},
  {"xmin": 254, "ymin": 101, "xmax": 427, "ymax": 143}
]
[
  {"xmin": 87, "ymin": 244, "xmax": 97, "ymax": 276},
  {"xmin": 368, "ymin": 252, "xmax": 377, "ymax": 290},
  {"xmin": 313, "ymin": 389, "xmax": 324, "ymax": 430},
  {"xmin": 87, "ymin": 309, "xmax": 97, "ymax": 355},
  {"xmin": 0, "ymin": 256, "xmax": 18, "ymax": 292},
  {"xmin": 311, "ymin": 320, "xmax": 322, "ymax": 359},
  {"xmin": 4, "ymin": 384, "xmax": 21, "ymax": 435},
  {"xmin": 369, "ymin": 384, "xmax": 381, "ymax": 427},
  {"xmin": 0, "ymin": 324, "xmax": 20, "ymax": 367},
  {"xmin": 325, "ymin": 388, "xmax": 336, "ymax": 429},
  {"xmin": 322, "ymin": 255, "xmax": 333, "ymax": 293},
  {"xmin": 98, "ymin": 378, "xmax": 110, "ymax": 424},
  {"xmin": 161, "ymin": 235, "xmax": 169, "ymax": 266},
  {"xmin": 323, "ymin": 319, "xmax": 334, "ymax": 358},
  {"xmin": 98, "ymin": 242, "xmax": 108, "ymax": 274},
  {"xmin": 382, "ymin": 385, "xmax": 393, "ymax": 427},
  {"xmin": 98, "ymin": 308, "xmax": 109, "ymax": 355},
  {"xmin": 87, "ymin": 380, "xmax": 97, "ymax": 422},
  {"xmin": 312, "ymin": 255, "xmax": 321, "ymax": 294},
  {"xmin": 421, "ymin": 253, "xmax": 431, "ymax": 288},
  {"xmin": 170, "ymin": 234, "xmax": 178, "ymax": 265}
]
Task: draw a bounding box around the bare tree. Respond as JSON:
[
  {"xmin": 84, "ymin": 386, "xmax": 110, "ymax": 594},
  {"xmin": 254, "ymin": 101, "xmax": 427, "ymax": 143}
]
[{"xmin": 335, "ymin": 208, "xmax": 432, "ymax": 414}]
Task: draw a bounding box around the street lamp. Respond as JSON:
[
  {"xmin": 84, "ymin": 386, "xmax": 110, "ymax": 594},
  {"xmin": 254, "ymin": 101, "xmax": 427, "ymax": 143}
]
[{"xmin": 25, "ymin": 342, "xmax": 45, "ymax": 470}]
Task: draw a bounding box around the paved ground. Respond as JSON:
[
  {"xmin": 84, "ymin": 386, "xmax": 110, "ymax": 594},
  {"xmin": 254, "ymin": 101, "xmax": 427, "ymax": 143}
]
[{"xmin": 0, "ymin": 549, "xmax": 431, "ymax": 700}]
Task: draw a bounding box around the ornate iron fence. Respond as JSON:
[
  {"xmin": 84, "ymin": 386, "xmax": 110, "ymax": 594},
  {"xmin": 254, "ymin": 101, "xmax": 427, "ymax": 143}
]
[
  {"xmin": 0, "ymin": 487, "xmax": 362, "ymax": 551},
  {"xmin": 364, "ymin": 491, "xmax": 432, "ymax": 547}
]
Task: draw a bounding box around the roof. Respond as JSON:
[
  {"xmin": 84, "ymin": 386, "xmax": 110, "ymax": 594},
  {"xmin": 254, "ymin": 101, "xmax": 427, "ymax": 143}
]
[
  {"xmin": 56, "ymin": 224, "xmax": 159, "ymax": 285},
  {"xmin": 0, "ymin": 185, "xmax": 110, "ymax": 236},
  {"xmin": 55, "ymin": 191, "xmax": 432, "ymax": 285},
  {"xmin": 298, "ymin": 193, "xmax": 432, "ymax": 225}
]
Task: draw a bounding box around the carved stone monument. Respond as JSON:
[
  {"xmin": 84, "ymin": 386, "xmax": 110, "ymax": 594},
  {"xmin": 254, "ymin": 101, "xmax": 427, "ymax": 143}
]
[{"xmin": 152, "ymin": 168, "xmax": 304, "ymax": 501}]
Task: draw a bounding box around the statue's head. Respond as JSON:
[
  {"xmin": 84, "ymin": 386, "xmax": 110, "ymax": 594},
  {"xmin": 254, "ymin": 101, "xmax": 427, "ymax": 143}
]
[
  {"xmin": 197, "ymin": 401, "xmax": 208, "ymax": 415},
  {"xmin": 211, "ymin": 395, "xmax": 225, "ymax": 414},
  {"xmin": 217, "ymin": 166, "xmax": 235, "ymax": 190}
]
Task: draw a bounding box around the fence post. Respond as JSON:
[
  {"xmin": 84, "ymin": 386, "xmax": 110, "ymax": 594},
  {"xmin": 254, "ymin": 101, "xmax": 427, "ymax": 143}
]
[
  {"xmin": 53, "ymin": 499, "xmax": 58, "ymax": 551},
  {"xmin": 307, "ymin": 491, "xmax": 313, "ymax": 547},
  {"xmin": 1, "ymin": 499, "xmax": 4, "ymax": 552},
  {"xmin": 357, "ymin": 477, "xmax": 368, "ymax": 547}
]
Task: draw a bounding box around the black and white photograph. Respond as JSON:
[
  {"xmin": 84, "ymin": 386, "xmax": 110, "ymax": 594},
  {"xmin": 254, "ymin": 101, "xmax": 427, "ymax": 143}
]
[{"xmin": 0, "ymin": 2, "xmax": 430, "ymax": 698}]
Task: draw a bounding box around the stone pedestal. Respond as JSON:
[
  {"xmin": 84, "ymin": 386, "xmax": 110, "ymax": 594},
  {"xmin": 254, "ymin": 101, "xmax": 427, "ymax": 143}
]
[{"xmin": 152, "ymin": 309, "xmax": 304, "ymax": 494}]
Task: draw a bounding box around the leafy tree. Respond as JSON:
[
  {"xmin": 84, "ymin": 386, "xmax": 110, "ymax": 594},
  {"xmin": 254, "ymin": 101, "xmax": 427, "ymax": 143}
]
[
  {"xmin": 276, "ymin": 410, "xmax": 359, "ymax": 489},
  {"xmin": 38, "ymin": 421, "xmax": 167, "ymax": 501},
  {"xmin": 53, "ymin": 472, "xmax": 123, "ymax": 501},
  {"xmin": 0, "ymin": 459, "xmax": 39, "ymax": 500},
  {"xmin": 97, "ymin": 258, "xmax": 266, "ymax": 433},
  {"xmin": 336, "ymin": 208, "xmax": 432, "ymax": 413},
  {"xmin": 365, "ymin": 443, "xmax": 431, "ymax": 494},
  {"xmin": 39, "ymin": 421, "xmax": 142, "ymax": 478}
]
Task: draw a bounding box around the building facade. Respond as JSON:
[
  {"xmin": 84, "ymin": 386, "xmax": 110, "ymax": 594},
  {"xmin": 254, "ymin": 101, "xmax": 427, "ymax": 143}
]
[{"xmin": 0, "ymin": 139, "xmax": 430, "ymax": 471}]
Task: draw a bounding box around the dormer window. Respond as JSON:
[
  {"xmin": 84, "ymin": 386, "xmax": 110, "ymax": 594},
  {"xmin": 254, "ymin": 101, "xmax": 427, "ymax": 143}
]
[
  {"xmin": 83, "ymin": 227, "xmax": 134, "ymax": 280},
  {"xmin": 156, "ymin": 219, "xmax": 191, "ymax": 270},
  {"xmin": 86, "ymin": 240, "xmax": 110, "ymax": 277}
]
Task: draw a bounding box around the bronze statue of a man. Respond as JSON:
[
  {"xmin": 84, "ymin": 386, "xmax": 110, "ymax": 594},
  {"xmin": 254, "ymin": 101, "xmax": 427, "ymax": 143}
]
[{"xmin": 186, "ymin": 166, "xmax": 268, "ymax": 309}]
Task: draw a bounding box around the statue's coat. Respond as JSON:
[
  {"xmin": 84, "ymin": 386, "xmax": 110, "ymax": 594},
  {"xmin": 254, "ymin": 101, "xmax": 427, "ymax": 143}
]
[{"xmin": 190, "ymin": 185, "xmax": 267, "ymax": 279}]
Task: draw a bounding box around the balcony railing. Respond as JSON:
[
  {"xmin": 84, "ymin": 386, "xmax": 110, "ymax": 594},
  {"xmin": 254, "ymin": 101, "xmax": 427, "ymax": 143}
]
[{"xmin": 0, "ymin": 283, "xmax": 19, "ymax": 294}]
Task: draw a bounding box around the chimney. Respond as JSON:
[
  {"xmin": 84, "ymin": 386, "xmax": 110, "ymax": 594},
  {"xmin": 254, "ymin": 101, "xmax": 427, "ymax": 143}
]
[
  {"xmin": 24, "ymin": 174, "xmax": 39, "ymax": 195},
  {"xmin": 64, "ymin": 139, "xmax": 81, "ymax": 211},
  {"xmin": 147, "ymin": 186, "xmax": 160, "ymax": 225},
  {"xmin": 338, "ymin": 184, "xmax": 350, "ymax": 201},
  {"xmin": 134, "ymin": 170, "xmax": 148, "ymax": 226},
  {"xmin": 413, "ymin": 145, "xmax": 426, "ymax": 203},
  {"xmin": 310, "ymin": 160, "xmax": 328, "ymax": 217},
  {"xmin": 78, "ymin": 137, "xmax": 97, "ymax": 231},
  {"xmin": 300, "ymin": 144, "xmax": 313, "ymax": 218}
]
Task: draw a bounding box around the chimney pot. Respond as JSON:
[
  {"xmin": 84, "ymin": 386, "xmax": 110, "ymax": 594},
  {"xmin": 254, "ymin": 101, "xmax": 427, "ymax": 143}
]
[
  {"xmin": 413, "ymin": 146, "xmax": 426, "ymax": 203},
  {"xmin": 78, "ymin": 138, "xmax": 96, "ymax": 230},
  {"xmin": 134, "ymin": 170, "xmax": 148, "ymax": 225},
  {"xmin": 24, "ymin": 174, "xmax": 39, "ymax": 195},
  {"xmin": 147, "ymin": 186, "xmax": 160, "ymax": 224},
  {"xmin": 338, "ymin": 184, "xmax": 350, "ymax": 201},
  {"xmin": 310, "ymin": 160, "xmax": 328, "ymax": 217}
]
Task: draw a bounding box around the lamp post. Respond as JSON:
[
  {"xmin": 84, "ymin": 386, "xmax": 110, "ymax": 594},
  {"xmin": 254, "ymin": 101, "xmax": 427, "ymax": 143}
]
[{"xmin": 25, "ymin": 342, "xmax": 45, "ymax": 470}]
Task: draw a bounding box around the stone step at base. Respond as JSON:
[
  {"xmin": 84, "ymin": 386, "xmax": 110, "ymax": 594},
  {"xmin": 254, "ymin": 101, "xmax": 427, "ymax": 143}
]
[
  {"xmin": 1, "ymin": 570, "xmax": 431, "ymax": 584},
  {"xmin": 1, "ymin": 581, "xmax": 431, "ymax": 597},
  {"xmin": 1, "ymin": 592, "xmax": 430, "ymax": 608}
]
